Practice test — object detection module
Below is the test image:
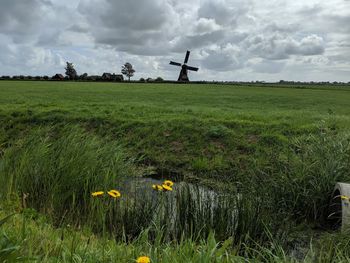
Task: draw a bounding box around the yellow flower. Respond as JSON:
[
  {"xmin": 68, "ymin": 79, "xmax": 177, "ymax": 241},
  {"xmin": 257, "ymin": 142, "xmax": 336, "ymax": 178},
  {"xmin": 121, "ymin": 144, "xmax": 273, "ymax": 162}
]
[
  {"xmin": 163, "ymin": 180, "xmax": 174, "ymax": 187},
  {"xmin": 341, "ymin": 195, "xmax": 349, "ymax": 201},
  {"xmin": 108, "ymin": 190, "xmax": 121, "ymax": 198},
  {"xmin": 162, "ymin": 184, "xmax": 173, "ymax": 191},
  {"xmin": 91, "ymin": 191, "xmax": 104, "ymax": 197},
  {"xmin": 136, "ymin": 256, "xmax": 150, "ymax": 263},
  {"xmin": 152, "ymin": 184, "xmax": 164, "ymax": 191}
]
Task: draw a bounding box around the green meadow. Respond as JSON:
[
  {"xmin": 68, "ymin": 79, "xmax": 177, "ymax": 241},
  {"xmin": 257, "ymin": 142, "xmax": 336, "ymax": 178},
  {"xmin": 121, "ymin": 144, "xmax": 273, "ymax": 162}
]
[{"xmin": 1, "ymin": 81, "xmax": 350, "ymax": 262}]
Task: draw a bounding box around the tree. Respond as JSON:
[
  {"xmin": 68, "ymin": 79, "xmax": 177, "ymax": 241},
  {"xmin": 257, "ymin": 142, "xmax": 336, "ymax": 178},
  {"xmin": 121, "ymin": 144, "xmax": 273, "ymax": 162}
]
[
  {"xmin": 80, "ymin": 73, "xmax": 88, "ymax": 80},
  {"xmin": 65, "ymin": 62, "xmax": 78, "ymax": 80},
  {"xmin": 121, "ymin": 62, "xmax": 135, "ymax": 81}
]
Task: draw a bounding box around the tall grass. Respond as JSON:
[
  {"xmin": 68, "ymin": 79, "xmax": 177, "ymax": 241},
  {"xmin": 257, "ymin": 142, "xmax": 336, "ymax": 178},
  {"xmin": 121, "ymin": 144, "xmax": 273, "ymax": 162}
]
[
  {"xmin": 87, "ymin": 179, "xmax": 276, "ymax": 245},
  {"xmin": 263, "ymin": 125, "xmax": 350, "ymax": 224},
  {"xmin": 0, "ymin": 125, "xmax": 279, "ymax": 247},
  {"xmin": 0, "ymin": 126, "xmax": 137, "ymax": 224},
  {"xmin": 307, "ymin": 232, "xmax": 350, "ymax": 262},
  {"xmin": 1, "ymin": 123, "xmax": 350, "ymax": 261}
]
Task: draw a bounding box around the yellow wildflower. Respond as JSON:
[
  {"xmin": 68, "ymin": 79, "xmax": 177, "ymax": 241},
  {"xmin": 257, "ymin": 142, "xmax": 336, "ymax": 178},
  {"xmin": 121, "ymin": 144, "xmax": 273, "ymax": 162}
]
[
  {"xmin": 91, "ymin": 191, "xmax": 104, "ymax": 197},
  {"xmin": 341, "ymin": 195, "xmax": 349, "ymax": 201},
  {"xmin": 163, "ymin": 180, "xmax": 174, "ymax": 187},
  {"xmin": 152, "ymin": 184, "xmax": 164, "ymax": 191},
  {"xmin": 162, "ymin": 184, "xmax": 173, "ymax": 191},
  {"xmin": 136, "ymin": 256, "xmax": 150, "ymax": 263},
  {"xmin": 108, "ymin": 190, "xmax": 121, "ymax": 198}
]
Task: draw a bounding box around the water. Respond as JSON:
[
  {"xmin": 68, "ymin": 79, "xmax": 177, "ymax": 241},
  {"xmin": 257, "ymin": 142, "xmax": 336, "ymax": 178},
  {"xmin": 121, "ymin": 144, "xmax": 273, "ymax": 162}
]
[
  {"xmin": 117, "ymin": 176, "xmax": 219, "ymax": 200},
  {"xmin": 116, "ymin": 177, "xmax": 236, "ymax": 231}
]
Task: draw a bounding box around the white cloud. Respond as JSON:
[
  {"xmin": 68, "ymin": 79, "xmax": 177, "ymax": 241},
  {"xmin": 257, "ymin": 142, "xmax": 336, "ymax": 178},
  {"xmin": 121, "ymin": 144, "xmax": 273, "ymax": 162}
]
[{"xmin": 195, "ymin": 18, "xmax": 222, "ymax": 34}]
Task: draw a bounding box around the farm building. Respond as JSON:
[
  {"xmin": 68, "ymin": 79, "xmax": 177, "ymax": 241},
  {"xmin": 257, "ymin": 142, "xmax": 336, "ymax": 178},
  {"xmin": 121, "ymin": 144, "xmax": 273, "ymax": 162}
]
[{"xmin": 52, "ymin": 74, "xmax": 64, "ymax": 80}]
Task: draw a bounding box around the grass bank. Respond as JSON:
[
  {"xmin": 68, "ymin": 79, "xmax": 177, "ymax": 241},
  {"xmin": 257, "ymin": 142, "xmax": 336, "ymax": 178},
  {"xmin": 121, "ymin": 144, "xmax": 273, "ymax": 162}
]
[
  {"xmin": 1, "ymin": 207, "xmax": 350, "ymax": 262},
  {"xmin": 1, "ymin": 81, "xmax": 350, "ymax": 261}
]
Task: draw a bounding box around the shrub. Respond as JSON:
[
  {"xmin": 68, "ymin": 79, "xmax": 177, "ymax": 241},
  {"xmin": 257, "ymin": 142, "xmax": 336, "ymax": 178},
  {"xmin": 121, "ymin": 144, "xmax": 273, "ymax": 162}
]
[{"xmin": 206, "ymin": 125, "xmax": 230, "ymax": 139}]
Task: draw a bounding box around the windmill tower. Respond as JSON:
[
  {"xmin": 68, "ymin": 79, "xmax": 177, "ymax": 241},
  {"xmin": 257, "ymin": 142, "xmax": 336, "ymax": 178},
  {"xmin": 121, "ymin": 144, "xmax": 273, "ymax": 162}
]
[{"xmin": 169, "ymin": 51, "xmax": 199, "ymax": 82}]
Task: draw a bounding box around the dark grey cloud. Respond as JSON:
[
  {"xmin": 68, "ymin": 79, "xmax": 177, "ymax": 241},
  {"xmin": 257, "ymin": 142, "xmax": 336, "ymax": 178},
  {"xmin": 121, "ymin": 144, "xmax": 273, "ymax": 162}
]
[
  {"xmin": 100, "ymin": 0, "xmax": 169, "ymax": 31},
  {"xmin": 68, "ymin": 23, "xmax": 89, "ymax": 33},
  {"xmin": 297, "ymin": 4, "xmax": 323, "ymax": 16},
  {"xmin": 78, "ymin": 0, "xmax": 175, "ymax": 55},
  {"xmin": 264, "ymin": 22, "xmax": 300, "ymax": 34},
  {"xmin": 0, "ymin": 0, "xmax": 45, "ymax": 41},
  {"xmin": 0, "ymin": 0, "xmax": 40, "ymax": 28},
  {"xmin": 172, "ymin": 30, "xmax": 226, "ymax": 52},
  {"xmin": 326, "ymin": 14, "xmax": 350, "ymax": 34}
]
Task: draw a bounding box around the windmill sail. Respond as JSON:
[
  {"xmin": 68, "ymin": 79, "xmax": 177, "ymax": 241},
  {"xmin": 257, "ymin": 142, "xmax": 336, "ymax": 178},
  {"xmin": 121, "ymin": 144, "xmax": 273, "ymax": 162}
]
[
  {"xmin": 170, "ymin": 61, "xmax": 182, "ymax": 66},
  {"xmin": 184, "ymin": 51, "xmax": 190, "ymax": 64},
  {"xmin": 187, "ymin": 66, "xmax": 199, "ymax": 71}
]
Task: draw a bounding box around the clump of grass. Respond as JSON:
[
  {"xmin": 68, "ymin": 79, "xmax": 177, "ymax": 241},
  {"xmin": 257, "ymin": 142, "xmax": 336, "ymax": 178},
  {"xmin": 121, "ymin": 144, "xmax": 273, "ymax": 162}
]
[
  {"xmin": 0, "ymin": 213, "xmax": 26, "ymax": 262},
  {"xmin": 307, "ymin": 232, "xmax": 350, "ymax": 262},
  {"xmin": 206, "ymin": 125, "xmax": 231, "ymax": 139},
  {"xmin": 0, "ymin": 125, "xmax": 137, "ymax": 224},
  {"xmin": 251, "ymin": 124, "xmax": 350, "ymax": 226}
]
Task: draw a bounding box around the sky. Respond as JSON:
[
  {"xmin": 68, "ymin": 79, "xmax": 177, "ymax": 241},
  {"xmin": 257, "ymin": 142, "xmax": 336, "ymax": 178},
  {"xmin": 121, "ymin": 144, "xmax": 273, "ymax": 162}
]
[{"xmin": 0, "ymin": 0, "xmax": 349, "ymax": 82}]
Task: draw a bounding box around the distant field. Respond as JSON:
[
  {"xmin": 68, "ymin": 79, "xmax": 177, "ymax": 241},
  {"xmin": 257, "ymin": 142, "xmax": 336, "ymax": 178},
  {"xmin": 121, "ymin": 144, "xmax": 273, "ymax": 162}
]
[
  {"xmin": 1, "ymin": 81, "xmax": 350, "ymax": 182},
  {"xmin": 1, "ymin": 81, "xmax": 350, "ymax": 125}
]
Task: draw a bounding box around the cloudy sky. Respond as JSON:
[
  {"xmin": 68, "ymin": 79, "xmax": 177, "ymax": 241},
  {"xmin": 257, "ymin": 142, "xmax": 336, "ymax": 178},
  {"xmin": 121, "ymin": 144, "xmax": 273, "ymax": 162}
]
[{"xmin": 0, "ymin": 0, "xmax": 349, "ymax": 81}]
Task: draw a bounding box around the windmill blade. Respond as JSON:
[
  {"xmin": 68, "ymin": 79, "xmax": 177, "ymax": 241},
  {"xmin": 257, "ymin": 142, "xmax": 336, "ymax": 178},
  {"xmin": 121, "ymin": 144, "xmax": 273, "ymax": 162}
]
[
  {"xmin": 184, "ymin": 50, "xmax": 190, "ymax": 64},
  {"xmin": 187, "ymin": 66, "xmax": 199, "ymax": 71},
  {"xmin": 170, "ymin": 61, "xmax": 182, "ymax": 66}
]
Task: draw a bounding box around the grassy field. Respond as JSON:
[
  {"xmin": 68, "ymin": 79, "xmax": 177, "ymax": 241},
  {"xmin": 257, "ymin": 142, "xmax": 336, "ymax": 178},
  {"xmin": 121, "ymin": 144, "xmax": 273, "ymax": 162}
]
[
  {"xmin": 1, "ymin": 81, "xmax": 350, "ymax": 262},
  {"xmin": 1, "ymin": 81, "xmax": 350, "ymax": 181}
]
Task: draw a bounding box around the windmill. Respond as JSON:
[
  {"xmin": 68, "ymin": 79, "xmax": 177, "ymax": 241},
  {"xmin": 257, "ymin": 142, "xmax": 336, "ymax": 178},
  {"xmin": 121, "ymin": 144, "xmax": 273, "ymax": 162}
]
[{"xmin": 169, "ymin": 50, "xmax": 199, "ymax": 82}]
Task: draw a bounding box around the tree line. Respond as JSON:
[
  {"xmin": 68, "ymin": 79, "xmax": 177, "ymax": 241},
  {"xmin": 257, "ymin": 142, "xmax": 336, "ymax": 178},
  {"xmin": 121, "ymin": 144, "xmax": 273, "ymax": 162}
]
[
  {"xmin": 63, "ymin": 61, "xmax": 135, "ymax": 81},
  {"xmin": 0, "ymin": 62, "xmax": 167, "ymax": 82},
  {"xmin": 0, "ymin": 62, "xmax": 144, "ymax": 82}
]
